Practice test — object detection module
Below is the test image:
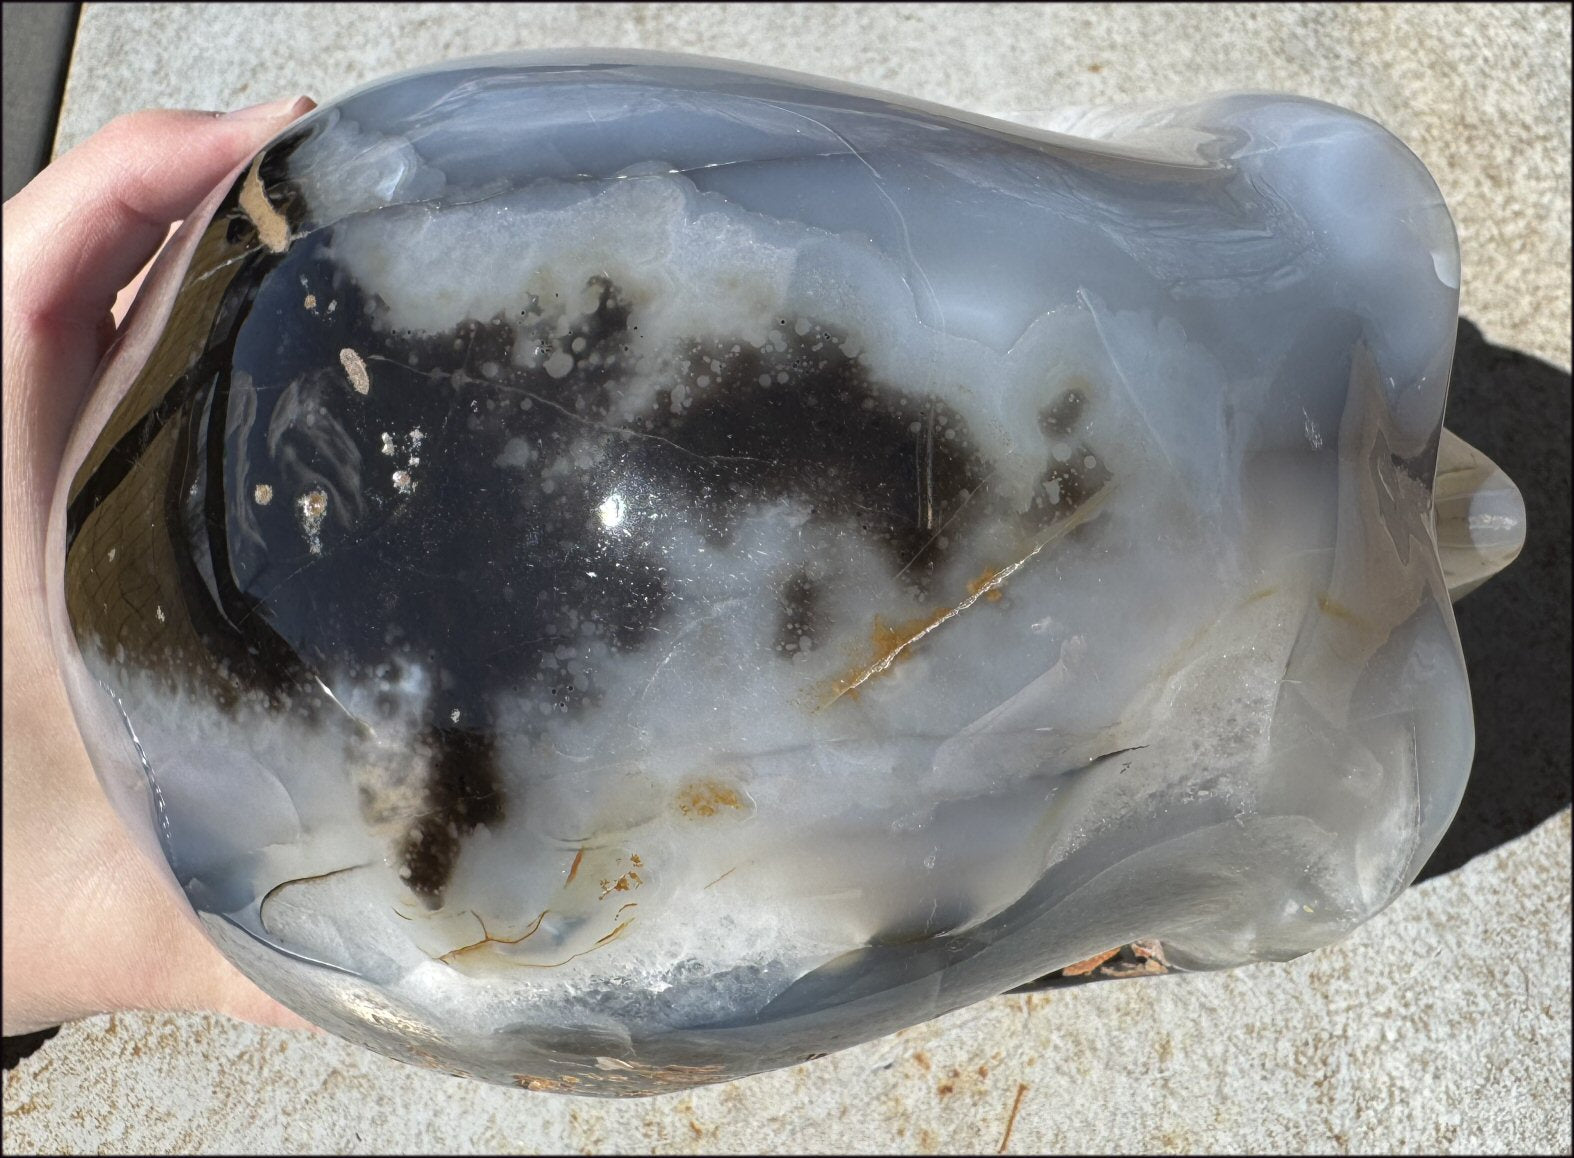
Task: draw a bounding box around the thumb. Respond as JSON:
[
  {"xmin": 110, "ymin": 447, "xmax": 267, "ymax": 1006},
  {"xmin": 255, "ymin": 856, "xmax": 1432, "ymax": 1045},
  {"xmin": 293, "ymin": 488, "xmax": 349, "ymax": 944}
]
[
  {"xmin": 4, "ymin": 97, "xmax": 316, "ymax": 331},
  {"xmin": 2, "ymin": 97, "xmax": 315, "ymax": 567}
]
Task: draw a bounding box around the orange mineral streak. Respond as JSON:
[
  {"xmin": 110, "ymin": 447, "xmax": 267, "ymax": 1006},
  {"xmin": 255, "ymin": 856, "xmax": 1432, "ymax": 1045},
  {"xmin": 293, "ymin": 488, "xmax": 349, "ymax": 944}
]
[
  {"xmin": 1060, "ymin": 947, "xmax": 1121, "ymax": 976},
  {"xmin": 824, "ymin": 606, "xmax": 951, "ymax": 705},
  {"xmin": 565, "ymin": 846, "xmax": 586, "ymax": 887},
  {"xmin": 817, "ymin": 485, "xmax": 1114, "ymax": 711},
  {"xmin": 820, "ymin": 577, "xmax": 1008, "ymax": 707}
]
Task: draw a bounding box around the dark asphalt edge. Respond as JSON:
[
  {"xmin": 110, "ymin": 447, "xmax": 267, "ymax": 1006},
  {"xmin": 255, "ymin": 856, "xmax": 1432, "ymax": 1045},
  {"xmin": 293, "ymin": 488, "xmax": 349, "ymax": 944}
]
[{"xmin": 2, "ymin": 1, "xmax": 82, "ymax": 201}]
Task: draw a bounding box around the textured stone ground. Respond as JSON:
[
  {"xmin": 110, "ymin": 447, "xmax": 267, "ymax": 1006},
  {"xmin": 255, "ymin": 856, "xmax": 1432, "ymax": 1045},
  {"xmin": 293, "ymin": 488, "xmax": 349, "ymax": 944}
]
[{"xmin": 6, "ymin": 4, "xmax": 1569, "ymax": 1153}]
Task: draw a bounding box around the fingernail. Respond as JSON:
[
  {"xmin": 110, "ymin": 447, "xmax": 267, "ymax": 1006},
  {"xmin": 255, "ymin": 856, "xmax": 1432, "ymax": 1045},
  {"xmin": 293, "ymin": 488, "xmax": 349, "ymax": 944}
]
[{"xmin": 223, "ymin": 95, "xmax": 317, "ymax": 121}]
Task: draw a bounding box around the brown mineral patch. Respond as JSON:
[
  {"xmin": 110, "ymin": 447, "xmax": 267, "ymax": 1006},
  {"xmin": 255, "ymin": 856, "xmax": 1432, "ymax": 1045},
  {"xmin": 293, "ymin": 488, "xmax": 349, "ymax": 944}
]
[
  {"xmin": 914, "ymin": 1050, "xmax": 931, "ymax": 1071},
  {"xmin": 675, "ymin": 780, "xmax": 744, "ymax": 819},
  {"xmin": 598, "ymin": 871, "xmax": 642, "ymax": 898},
  {"xmin": 239, "ymin": 155, "xmax": 289, "ymax": 252},
  {"xmin": 1098, "ymin": 957, "xmax": 1167, "ymax": 980},
  {"xmin": 587, "ymin": 850, "xmax": 649, "ymax": 900}
]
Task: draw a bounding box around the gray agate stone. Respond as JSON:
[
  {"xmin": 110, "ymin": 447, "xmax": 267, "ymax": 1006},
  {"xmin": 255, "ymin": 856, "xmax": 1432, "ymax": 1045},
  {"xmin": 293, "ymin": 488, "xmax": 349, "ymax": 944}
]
[{"xmin": 50, "ymin": 51, "xmax": 1525, "ymax": 1094}]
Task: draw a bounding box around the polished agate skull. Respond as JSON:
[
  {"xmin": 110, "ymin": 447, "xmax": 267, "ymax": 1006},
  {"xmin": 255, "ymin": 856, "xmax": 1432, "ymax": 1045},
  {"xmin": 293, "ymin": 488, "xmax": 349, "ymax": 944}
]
[{"xmin": 50, "ymin": 52, "xmax": 1525, "ymax": 1094}]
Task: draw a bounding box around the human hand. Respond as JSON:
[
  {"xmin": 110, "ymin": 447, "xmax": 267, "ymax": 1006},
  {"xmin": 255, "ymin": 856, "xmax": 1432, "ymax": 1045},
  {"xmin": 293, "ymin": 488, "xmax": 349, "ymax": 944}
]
[{"xmin": 3, "ymin": 97, "xmax": 317, "ymax": 1035}]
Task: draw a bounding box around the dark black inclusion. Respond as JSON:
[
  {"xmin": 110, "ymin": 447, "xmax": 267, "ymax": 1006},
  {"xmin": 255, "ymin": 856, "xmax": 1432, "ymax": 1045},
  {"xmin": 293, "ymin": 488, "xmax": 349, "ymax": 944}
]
[
  {"xmin": 637, "ymin": 333, "xmax": 982, "ymax": 570},
  {"xmin": 1035, "ymin": 383, "xmax": 1112, "ymax": 516},
  {"xmin": 400, "ymin": 726, "xmax": 505, "ymax": 901},
  {"xmin": 84, "ymin": 224, "xmax": 994, "ymax": 900},
  {"xmin": 774, "ymin": 570, "xmax": 820, "ymax": 654}
]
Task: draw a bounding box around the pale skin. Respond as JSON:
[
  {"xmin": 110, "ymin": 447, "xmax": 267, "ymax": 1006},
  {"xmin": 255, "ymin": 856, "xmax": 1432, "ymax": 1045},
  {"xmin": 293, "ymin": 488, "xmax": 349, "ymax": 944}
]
[{"xmin": 2, "ymin": 97, "xmax": 319, "ymax": 1036}]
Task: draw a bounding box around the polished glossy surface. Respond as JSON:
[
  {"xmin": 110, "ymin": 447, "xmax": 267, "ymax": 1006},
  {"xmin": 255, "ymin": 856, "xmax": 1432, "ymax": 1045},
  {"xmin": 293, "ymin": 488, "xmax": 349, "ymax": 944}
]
[{"xmin": 50, "ymin": 51, "xmax": 1524, "ymax": 1094}]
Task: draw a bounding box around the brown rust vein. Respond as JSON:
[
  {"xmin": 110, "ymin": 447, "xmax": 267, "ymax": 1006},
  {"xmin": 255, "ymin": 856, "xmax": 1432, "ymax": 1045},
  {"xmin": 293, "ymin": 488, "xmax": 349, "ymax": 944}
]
[
  {"xmin": 438, "ymin": 909, "xmax": 549, "ymax": 963},
  {"xmin": 1061, "ymin": 947, "xmax": 1121, "ymax": 976},
  {"xmin": 595, "ymin": 918, "xmax": 636, "ymax": 946},
  {"xmin": 703, "ymin": 866, "xmax": 738, "ymax": 890},
  {"xmin": 565, "ymin": 846, "xmax": 585, "ymax": 887},
  {"xmin": 457, "ymin": 918, "xmax": 635, "ymax": 972},
  {"xmin": 819, "ymin": 485, "xmax": 1114, "ymax": 710}
]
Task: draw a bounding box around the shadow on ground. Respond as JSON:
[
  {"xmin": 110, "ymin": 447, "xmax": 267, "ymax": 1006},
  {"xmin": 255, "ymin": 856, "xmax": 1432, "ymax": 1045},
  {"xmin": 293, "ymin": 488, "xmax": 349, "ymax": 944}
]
[
  {"xmin": 1414, "ymin": 318, "xmax": 1572, "ymax": 881},
  {"xmin": 1019, "ymin": 317, "xmax": 1570, "ymax": 992}
]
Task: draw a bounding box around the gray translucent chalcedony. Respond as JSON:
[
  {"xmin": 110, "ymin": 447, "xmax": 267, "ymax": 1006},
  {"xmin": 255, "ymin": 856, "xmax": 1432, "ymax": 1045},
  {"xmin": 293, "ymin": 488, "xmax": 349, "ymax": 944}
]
[{"xmin": 50, "ymin": 52, "xmax": 1525, "ymax": 1094}]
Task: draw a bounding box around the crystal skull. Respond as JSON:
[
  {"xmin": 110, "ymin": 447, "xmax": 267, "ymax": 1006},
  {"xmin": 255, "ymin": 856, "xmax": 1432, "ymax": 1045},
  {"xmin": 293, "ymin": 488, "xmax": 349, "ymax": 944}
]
[{"xmin": 50, "ymin": 51, "xmax": 1526, "ymax": 1094}]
